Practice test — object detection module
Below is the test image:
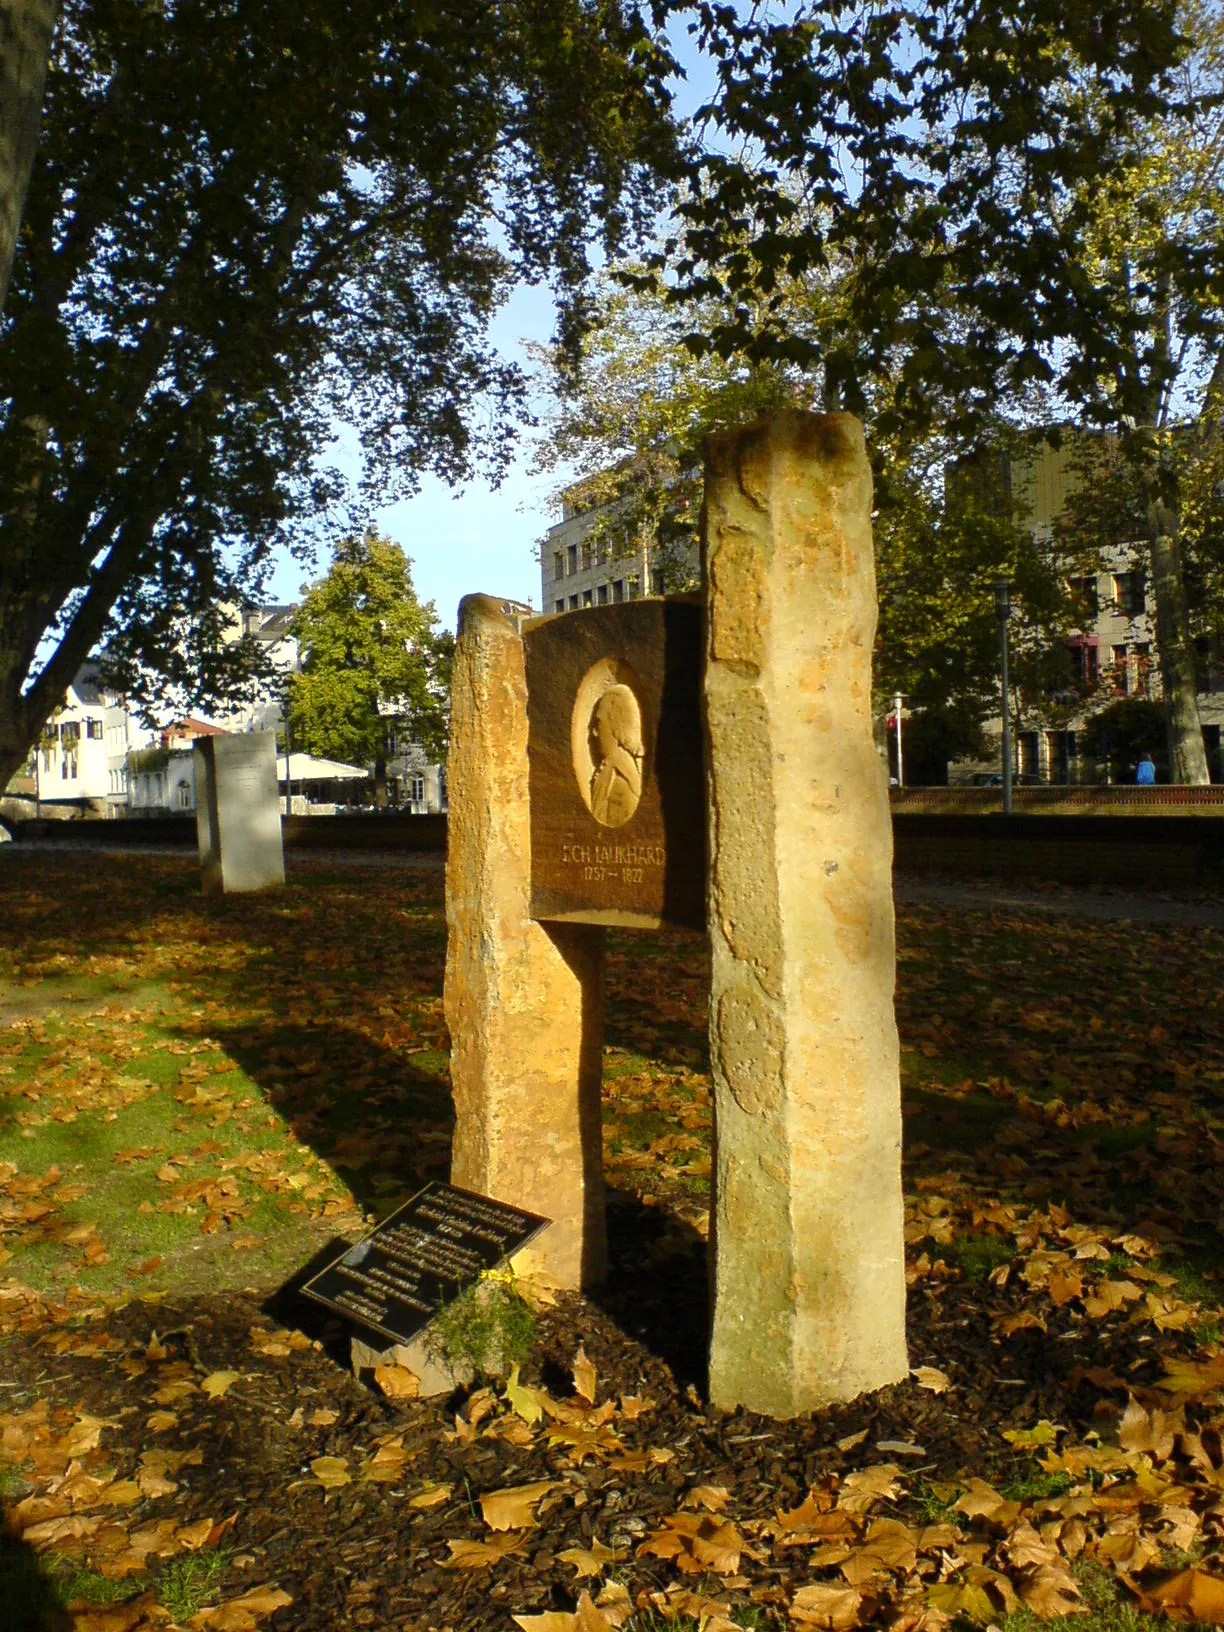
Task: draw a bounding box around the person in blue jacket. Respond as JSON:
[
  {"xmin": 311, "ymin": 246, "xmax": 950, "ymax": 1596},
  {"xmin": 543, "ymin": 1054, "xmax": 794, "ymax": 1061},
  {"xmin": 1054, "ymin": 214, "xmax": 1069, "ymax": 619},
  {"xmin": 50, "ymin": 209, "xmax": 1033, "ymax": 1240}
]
[{"xmin": 1136, "ymin": 752, "xmax": 1156, "ymax": 785}]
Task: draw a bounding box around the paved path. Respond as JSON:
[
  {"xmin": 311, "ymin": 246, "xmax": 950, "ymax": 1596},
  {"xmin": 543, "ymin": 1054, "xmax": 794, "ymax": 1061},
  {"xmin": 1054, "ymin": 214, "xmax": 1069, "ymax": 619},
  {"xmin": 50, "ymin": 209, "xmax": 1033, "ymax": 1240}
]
[{"xmin": 894, "ymin": 875, "xmax": 1224, "ymax": 929}]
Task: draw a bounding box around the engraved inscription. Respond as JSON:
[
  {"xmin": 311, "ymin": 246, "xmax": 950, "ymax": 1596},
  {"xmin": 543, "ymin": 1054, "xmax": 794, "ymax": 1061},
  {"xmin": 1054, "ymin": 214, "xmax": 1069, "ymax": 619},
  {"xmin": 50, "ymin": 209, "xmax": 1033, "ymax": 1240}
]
[
  {"xmin": 300, "ymin": 1181, "xmax": 548, "ymax": 1349},
  {"xmin": 570, "ymin": 658, "xmax": 647, "ymax": 828}
]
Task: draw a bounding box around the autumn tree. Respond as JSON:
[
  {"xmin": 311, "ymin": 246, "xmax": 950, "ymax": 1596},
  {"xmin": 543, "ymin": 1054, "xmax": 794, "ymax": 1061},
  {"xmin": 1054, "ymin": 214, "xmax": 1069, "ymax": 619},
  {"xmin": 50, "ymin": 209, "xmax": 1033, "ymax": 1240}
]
[
  {"xmin": 1042, "ymin": 0, "xmax": 1224, "ymax": 782},
  {"xmin": 0, "ymin": 0, "xmax": 60, "ymax": 312},
  {"xmin": 638, "ymin": 0, "xmax": 1214, "ymax": 778},
  {"xmin": 0, "ymin": 0, "xmax": 676, "ymax": 789},
  {"xmin": 288, "ymin": 533, "xmax": 451, "ymax": 806},
  {"xmin": 532, "ymin": 271, "xmax": 1066, "ymax": 767}
]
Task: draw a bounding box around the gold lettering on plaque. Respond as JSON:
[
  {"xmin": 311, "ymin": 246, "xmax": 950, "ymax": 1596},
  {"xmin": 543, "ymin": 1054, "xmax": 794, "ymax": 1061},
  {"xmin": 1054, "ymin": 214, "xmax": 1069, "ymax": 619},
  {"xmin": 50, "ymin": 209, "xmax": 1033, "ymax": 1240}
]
[{"xmin": 571, "ymin": 659, "xmax": 647, "ymax": 828}]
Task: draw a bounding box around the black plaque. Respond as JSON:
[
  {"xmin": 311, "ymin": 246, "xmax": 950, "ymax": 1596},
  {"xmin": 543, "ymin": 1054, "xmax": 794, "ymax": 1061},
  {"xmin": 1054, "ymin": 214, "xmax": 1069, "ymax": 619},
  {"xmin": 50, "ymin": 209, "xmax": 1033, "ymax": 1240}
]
[
  {"xmin": 300, "ymin": 1182, "xmax": 549, "ymax": 1348},
  {"xmin": 525, "ymin": 598, "xmax": 706, "ymax": 930}
]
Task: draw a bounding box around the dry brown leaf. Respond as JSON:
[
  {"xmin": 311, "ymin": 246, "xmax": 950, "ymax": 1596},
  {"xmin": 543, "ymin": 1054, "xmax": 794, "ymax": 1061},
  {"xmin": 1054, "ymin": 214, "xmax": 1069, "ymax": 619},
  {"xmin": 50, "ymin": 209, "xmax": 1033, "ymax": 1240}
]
[
  {"xmin": 445, "ymin": 1534, "xmax": 524, "ymax": 1568},
  {"xmin": 308, "ymin": 1456, "xmax": 351, "ymax": 1490},
  {"xmin": 200, "ymin": 1371, "xmax": 241, "ymax": 1399},
  {"xmin": 67, "ymin": 1589, "xmax": 168, "ymax": 1631},
  {"xmin": 307, "ymin": 1407, "xmax": 339, "ymax": 1427},
  {"xmin": 911, "ymin": 1367, "xmax": 950, "ymax": 1394},
  {"xmin": 1083, "ymin": 1279, "xmax": 1142, "ymax": 1318},
  {"xmin": 145, "ymin": 1411, "xmax": 177, "ymax": 1433},
  {"xmin": 839, "ymin": 1464, "xmax": 904, "ymax": 1514},
  {"xmin": 955, "ymin": 1479, "xmax": 1023, "ymax": 1530},
  {"xmin": 683, "ymin": 1484, "xmax": 731, "ymax": 1512},
  {"xmin": 557, "ymin": 1539, "xmax": 617, "ymax": 1578},
  {"xmin": 1017, "ymin": 1561, "xmax": 1085, "ymax": 1618},
  {"xmin": 789, "ymin": 1582, "xmax": 864, "ymax": 1629},
  {"xmin": 512, "ymin": 1590, "xmax": 621, "ymax": 1631},
  {"xmin": 1047, "ymin": 1267, "xmax": 1084, "ymax": 1307},
  {"xmin": 1118, "ymin": 1394, "xmax": 1179, "ymax": 1462},
  {"xmin": 360, "ymin": 1438, "xmax": 413, "ymax": 1483},
  {"xmin": 840, "ymin": 1518, "xmax": 919, "ymax": 1585},
  {"xmin": 373, "ymin": 1363, "xmax": 419, "ymax": 1401},
  {"xmin": 572, "ymin": 1346, "xmax": 597, "ymax": 1405},
  {"xmin": 992, "ymin": 1311, "xmax": 1047, "ymax": 1338},
  {"xmin": 409, "ymin": 1480, "xmax": 453, "ymax": 1509},
  {"xmin": 481, "ymin": 1480, "xmax": 561, "ymax": 1531},
  {"xmin": 186, "ymin": 1584, "xmax": 293, "ymax": 1630},
  {"xmin": 1141, "ymin": 1569, "xmax": 1224, "ymax": 1623}
]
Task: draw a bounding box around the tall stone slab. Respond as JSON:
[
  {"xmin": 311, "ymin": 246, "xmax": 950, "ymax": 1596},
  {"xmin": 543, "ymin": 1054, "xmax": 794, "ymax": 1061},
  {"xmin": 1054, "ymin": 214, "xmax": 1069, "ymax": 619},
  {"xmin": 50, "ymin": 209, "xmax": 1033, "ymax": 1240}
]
[
  {"xmin": 444, "ymin": 596, "xmax": 606, "ymax": 1289},
  {"xmin": 194, "ymin": 732, "xmax": 285, "ymax": 895},
  {"xmin": 702, "ymin": 410, "xmax": 908, "ymax": 1416}
]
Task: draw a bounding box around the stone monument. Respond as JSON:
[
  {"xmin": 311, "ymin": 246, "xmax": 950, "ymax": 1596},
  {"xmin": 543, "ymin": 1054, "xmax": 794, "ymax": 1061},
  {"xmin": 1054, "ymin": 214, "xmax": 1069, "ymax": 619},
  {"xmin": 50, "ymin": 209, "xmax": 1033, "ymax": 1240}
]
[
  {"xmin": 194, "ymin": 732, "xmax": 285, "ymax": 895},
  {"xmin": 444, "ymin": 410, "xmax": 907, "ymax": 1416}
]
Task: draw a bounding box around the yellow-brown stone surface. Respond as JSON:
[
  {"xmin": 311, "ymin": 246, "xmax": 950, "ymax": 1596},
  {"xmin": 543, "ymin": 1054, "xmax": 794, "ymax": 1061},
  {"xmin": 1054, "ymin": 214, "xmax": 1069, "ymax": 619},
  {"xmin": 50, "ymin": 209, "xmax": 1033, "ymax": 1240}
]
[
  {"xmin": 444, "ymin": 596, "xmax": 606, "ymax": 1289},
  {"xmin": 702, "ymin": 411, "xmax": 908, "ymax": 1416}
]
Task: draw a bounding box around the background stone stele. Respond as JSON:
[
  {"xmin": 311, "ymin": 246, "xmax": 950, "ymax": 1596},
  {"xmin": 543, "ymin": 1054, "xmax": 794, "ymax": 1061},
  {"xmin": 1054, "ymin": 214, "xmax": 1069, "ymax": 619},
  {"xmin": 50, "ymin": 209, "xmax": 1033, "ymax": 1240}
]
[
  {"xmin": 194, "ymin": 732, "xmax": 285, "ymax": 895},
  {"xmin": 444, "ymin": 596, "xmax": 607, "ymax": 1289},
  {"xmin": 703, "ymin": 410, "xmax": 908, "ymax": 1416}
]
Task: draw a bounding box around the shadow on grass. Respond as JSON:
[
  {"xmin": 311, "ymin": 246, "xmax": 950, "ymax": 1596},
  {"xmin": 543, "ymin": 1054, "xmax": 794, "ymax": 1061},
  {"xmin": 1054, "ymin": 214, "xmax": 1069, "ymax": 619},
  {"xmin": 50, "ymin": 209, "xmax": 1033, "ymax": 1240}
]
[{"xmin": 0, "ymin": 1533, "xmax": 74, "ymax": 1631}]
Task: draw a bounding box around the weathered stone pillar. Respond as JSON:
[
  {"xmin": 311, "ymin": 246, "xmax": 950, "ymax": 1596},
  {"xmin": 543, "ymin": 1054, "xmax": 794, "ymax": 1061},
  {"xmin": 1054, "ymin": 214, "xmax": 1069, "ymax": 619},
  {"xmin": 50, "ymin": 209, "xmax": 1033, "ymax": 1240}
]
[
  {"xmin": 703, "ymin": 411, "xmax": 908, "ymax": 1416},
  {"xmin": 444, "ymin": 596, "xmax": 607, "ymax": 1289}
]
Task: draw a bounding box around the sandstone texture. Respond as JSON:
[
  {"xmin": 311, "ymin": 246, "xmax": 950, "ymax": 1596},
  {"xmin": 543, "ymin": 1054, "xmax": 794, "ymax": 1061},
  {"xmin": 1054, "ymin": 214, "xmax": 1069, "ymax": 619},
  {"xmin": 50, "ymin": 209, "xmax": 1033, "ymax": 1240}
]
[
  {"xmin": 702, "ymin": 410, "xmax": 908, "ymax": 1416},
  {"xmin": 444, "ymin": 595, "xmax": 606, "ymax": 1289},
  {"xmin": 194, "ymin": 731, "xmax": 284, "ymax": 895}
]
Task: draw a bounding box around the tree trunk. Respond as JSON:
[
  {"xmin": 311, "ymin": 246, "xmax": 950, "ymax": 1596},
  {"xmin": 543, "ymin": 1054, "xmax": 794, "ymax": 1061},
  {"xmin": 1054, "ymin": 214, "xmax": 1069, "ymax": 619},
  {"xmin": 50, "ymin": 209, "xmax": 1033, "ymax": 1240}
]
[
  {"xmin": 1147, "ymin": 522, "xmax": 1210, "ymax": 783},
  {"xmin": 373, "ymin": 756, "xmax": 388, "ymax": 807},
  {"xmin": 0, "ymin": 0, "xmax": 61, "ymax": 313}
]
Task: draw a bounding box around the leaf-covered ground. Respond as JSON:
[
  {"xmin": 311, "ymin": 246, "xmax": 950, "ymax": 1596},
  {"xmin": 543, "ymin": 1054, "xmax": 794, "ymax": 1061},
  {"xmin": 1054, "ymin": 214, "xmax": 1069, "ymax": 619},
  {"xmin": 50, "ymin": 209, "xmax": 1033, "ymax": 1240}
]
[{"xmin": 2, "ymin": 848, "xmax": 1224, "ymax": 1632}]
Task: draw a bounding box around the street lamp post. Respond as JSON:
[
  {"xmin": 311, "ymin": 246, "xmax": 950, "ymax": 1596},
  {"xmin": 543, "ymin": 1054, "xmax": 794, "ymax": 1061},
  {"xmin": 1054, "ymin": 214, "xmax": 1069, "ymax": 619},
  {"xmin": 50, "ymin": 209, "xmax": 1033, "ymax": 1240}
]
[
  {"xmin": 892, "ymin": 692, "xmax": 905, "ymax": 789},
  {"xmin": 993, "ymin": 580, "xmax": 1013, "ymax": 816}
]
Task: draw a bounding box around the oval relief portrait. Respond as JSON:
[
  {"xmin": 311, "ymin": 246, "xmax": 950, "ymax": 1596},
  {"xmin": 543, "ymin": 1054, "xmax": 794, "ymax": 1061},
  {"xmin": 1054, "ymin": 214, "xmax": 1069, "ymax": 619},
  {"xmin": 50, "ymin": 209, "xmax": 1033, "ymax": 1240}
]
[{"xmin": 571, "ymin": 659, "xmax": 646, "ymax": 828}]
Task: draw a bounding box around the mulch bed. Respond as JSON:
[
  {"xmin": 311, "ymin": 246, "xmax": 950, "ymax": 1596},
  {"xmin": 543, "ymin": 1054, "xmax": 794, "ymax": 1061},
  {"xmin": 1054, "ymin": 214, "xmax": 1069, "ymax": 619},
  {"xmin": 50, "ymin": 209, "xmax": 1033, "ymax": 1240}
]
[{"xmin": 2, "ymin": 1191, "xmax": 1194, "ymax": 1632}]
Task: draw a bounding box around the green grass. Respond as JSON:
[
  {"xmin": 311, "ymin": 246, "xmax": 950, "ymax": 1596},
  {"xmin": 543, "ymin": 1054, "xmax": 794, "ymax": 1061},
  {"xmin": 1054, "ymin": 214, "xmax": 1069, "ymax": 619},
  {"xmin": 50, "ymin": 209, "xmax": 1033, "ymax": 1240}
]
[
  {"xmin": 943, "ymin": 1232, "xmax": 1017, "ymax": 1282},
  {"xmin": 155, "ymin": 1547, "xmax": 230, "ymax": 1621},
  {"xmin": 1000, "ymin": 1469, "xmax": 1074, "ymax": 1503},
  {"xmin": 998, "ymin": 1560, "xmax": 1177, "ymax": 1632}
]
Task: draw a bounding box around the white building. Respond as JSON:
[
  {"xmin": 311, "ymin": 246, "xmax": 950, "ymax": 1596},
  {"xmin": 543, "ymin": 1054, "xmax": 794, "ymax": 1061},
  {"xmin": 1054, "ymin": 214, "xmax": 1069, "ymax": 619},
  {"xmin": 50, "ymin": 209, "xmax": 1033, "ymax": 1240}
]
[{"xmin": 35, "ymin": 664, "xmax": 155, "ymax": 815}]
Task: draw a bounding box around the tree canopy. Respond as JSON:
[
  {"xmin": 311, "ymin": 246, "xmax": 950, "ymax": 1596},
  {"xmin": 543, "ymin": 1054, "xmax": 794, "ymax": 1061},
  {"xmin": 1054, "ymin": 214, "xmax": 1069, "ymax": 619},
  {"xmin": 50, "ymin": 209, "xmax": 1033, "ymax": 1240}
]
[
  {"xmin": 288, "ymin": 532, "xmax": 452, "ymax": 802},
  {"xmin": 0, "ymin": 0, "xmax": 676, "ymax": 787}
]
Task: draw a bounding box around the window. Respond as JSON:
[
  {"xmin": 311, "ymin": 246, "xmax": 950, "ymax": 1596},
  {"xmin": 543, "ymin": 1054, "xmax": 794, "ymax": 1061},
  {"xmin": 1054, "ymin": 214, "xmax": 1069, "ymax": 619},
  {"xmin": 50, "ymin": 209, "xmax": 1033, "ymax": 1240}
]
[
  {"xmin": 627, "ymin": 576, "xmax": 640, "ymax": 599},
  {"xmin": 61, "ymin": 721, "xmax": 80, "ymax": 746},
  {"xmin": 63, "ymin": 752, "xmax": 78, "ymax": 779},
  {"xmin": 1113, "ymin": 570, "xmax": 1146, "ymax": 617},
  {"xmin": 612, "ymin": 579, "xmax": 625, "ymax": 603},
  {"xmin": 1133, "ymin": 642, "xmax": 1153, "ymax": 697},
  {"xmin": 1019, "ymin": 731, "xmax": 1040, "ymax": 777},
  {"xmin": 597, "ymin": 584, "xmax": 608, "ymax": 605},
  {"xmin": 555, "ymin": 599, "xmax": 565, "ymax": 614},
  {"xmin": 1111, "ymin": 644, "xmax": 1130, "ymax": 695},
  {"xmin": 410, "ymin": 776, "xmax": 426, "ymax": 803},
  {"xmin": 1047, "ymin": 730, "xmax": 1076, "ymax": 783},
  {"xmin": 1067, "ymin": 638, "xmax": 1099, "ymax": 687},
  {"xmin": 651, "ymin": 567, "xmax": 666, "ymax": 595},
  {"xmin": 86, "ymin": 719, "xmax": 103, "ymax": 740},
  {"xmin": 568, "ymin": 595, "xmax": 579, "ymax": 610},
  {"xmin": 566, "ymin": 543, "xmax": 578, "ymax": 574},
  {"xmin": 582, "ymin": 589, "xmax": 593, "ymax": 607},
  {"xmin": 554, "ymin": 551, "xmax": 565, "ymax": 582},
  {"xmin": 1066, "ymin": 575, "xmax": 1098, "ymax": 622},
  {"xmin": 177, "ymin": 780, "xmax": 192, "ymax": 809}
]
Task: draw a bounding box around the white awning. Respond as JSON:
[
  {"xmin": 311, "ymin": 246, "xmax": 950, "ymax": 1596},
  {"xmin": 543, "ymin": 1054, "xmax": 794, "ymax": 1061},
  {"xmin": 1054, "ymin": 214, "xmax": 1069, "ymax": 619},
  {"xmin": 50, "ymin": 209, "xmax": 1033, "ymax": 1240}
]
[{"xmin": 278, "ymin": 752, "xmax": 368, "ymax": 782}]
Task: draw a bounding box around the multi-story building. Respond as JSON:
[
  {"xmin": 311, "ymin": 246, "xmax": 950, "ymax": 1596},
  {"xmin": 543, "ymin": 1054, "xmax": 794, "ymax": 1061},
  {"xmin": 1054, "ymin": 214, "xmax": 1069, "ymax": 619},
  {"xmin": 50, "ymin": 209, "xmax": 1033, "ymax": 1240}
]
[
  {"xmin": 540, "ymin": 492, "xmax": 674, "ymax": 614},
  {"xmin": 35, "ymin": 664, "xmax": 156, "ymax": 815},
  {"xmin": 993, "ymin": 438, "xmax": 1224, "ymax": 783}
]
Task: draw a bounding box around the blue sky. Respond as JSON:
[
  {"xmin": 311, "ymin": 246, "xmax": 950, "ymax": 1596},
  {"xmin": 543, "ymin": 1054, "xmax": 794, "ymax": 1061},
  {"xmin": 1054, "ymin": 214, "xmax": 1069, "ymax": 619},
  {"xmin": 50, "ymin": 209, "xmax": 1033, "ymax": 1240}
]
[{"xmin": 266, "ymin": 18, "xmax": 718, "ymax": 632}]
